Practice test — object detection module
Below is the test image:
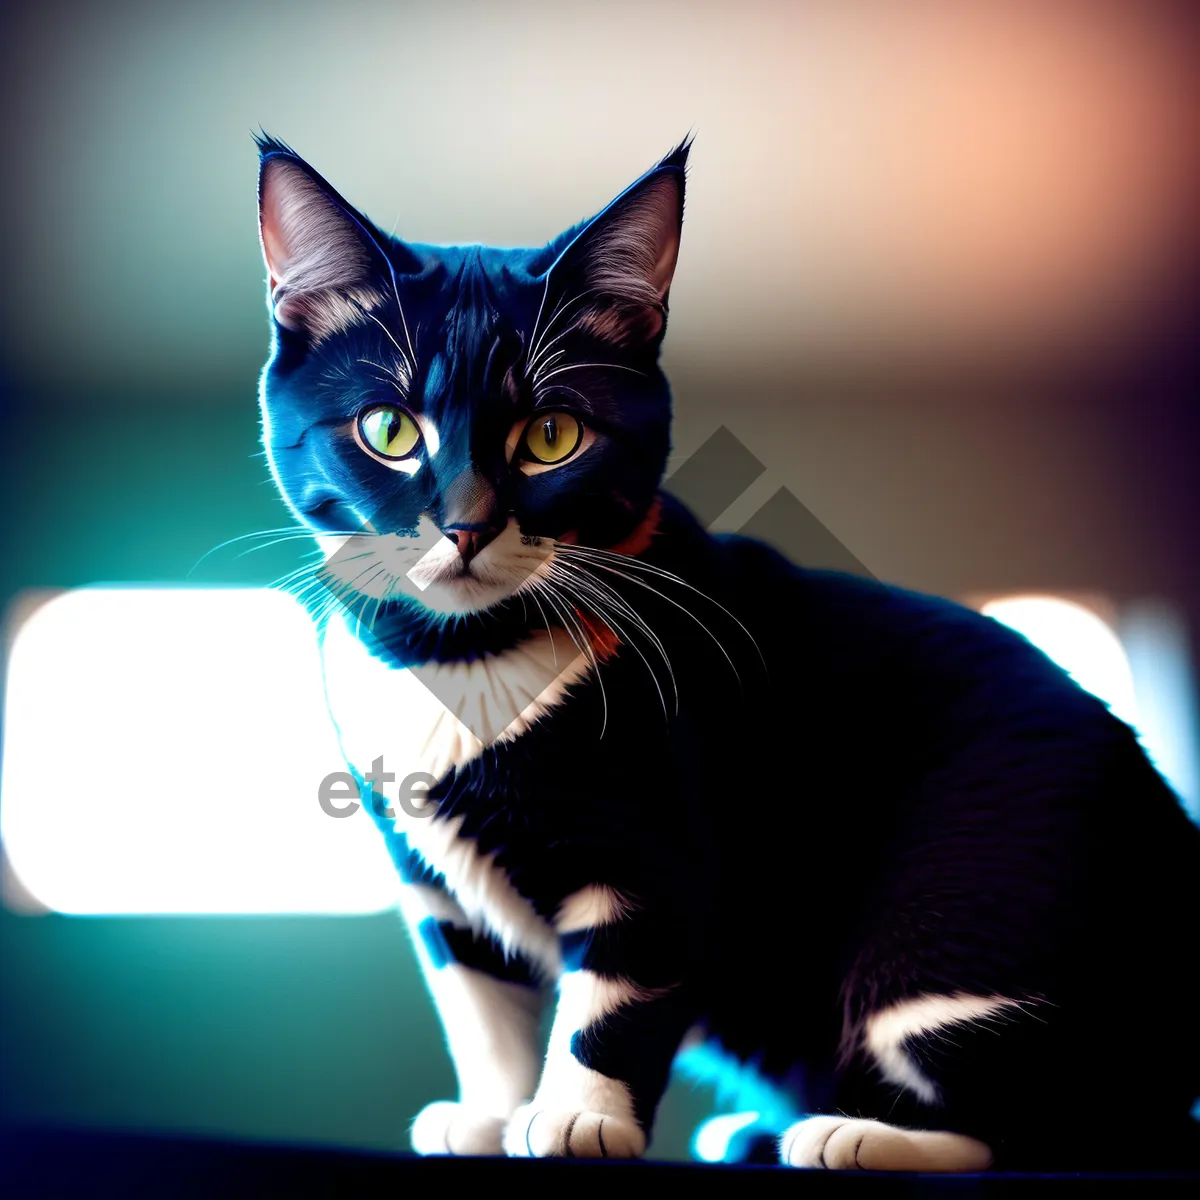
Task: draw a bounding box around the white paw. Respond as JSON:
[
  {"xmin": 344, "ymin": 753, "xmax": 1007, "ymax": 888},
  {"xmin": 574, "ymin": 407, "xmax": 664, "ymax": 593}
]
[
  {"xmin": 503, "ymin": 1104, "xmax": 647, "ymax": 1159},
  {"xmin": 411, "ymin": 1101, "xmax": 506, "ymax": 1156},
  {"xmin": 780, "ymin": 1116, "xmax": 993, "ymax": 1172}
]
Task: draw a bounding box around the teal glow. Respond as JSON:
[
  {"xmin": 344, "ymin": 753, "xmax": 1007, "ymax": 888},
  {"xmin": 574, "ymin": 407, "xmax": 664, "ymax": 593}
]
[
  {"xmin": 692, "ymin": 1110, "xmax": 761, "ymax": 1163},
  {"xmin": 673, "ymin": 1038, "xmax": 800, "ymax": 1138}
]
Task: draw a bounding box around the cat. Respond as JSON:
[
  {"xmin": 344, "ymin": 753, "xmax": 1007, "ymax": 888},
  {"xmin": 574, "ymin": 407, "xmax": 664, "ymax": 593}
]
[{"xmin": 253, "ymin": 133, "xmax": 1200, "ymax": 1171}]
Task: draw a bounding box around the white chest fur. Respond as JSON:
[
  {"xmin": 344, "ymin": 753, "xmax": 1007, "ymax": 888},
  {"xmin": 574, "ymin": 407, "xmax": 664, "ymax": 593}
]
[{"xmin": 319, "ymin": 614, "xmax": 590, "ymax": 966}]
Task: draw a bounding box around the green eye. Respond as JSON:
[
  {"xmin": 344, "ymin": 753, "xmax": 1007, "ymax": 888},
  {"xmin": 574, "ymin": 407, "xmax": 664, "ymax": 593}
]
[
  {"xmin": 358, "ymin": 404, "xmax": 421, "ymax": 460},
  {"xmin": 523, "ymin": 412, "xmax": 583, "ymax": 465}
]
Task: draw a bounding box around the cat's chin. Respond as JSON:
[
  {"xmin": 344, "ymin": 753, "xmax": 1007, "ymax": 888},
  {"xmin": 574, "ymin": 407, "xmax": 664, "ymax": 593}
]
[{"xmin": 410, "ymin": 571, "xmax": 525, "ymax": 617}]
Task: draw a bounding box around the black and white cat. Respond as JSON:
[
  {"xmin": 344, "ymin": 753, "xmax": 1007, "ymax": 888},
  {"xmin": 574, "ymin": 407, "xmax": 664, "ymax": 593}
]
[{"xmin": 254, "ymin": 135, "xmax": 1200, "ymax": 1171}]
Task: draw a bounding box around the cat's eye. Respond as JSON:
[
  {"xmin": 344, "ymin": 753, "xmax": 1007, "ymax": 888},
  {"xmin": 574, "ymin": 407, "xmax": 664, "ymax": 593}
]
[
  {"xmin": 357, "ymin": 404, "xmax": 422, "ymax": 461},
  {"xmin": 521, "ymin": 412, "xmax": 583, "ymax": 465}
]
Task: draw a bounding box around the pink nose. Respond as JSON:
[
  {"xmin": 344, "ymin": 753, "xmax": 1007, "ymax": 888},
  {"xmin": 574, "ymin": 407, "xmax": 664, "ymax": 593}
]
[{"xmin": 443, "ymin": 526, "xmax": 500, "ymax": 565}]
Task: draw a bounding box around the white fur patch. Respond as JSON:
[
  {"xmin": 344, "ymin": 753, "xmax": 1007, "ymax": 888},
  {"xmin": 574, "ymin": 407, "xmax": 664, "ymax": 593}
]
[
  {"xmin": 320, "ymin": 608, "xmax": 590, "ymax": 778},
  {"xmin": 864, "ymin": 992, "xmax": 1027, "ymax": 1105},
  {"xmin": 781, "ymin": 1116, "xmax": 993, "ymax": 1172},
  {"xmin": 397, "ymin": 880, "xmax": 462, "ymax": 924},
  {"xmin": 528, "ymin": 971, "xmax": 646, "ymax": 1123},
  {"xmin": 410, "ymin": 1102, "xmax": 506, "ymax": 1157},
  {"xmin": 554, "ymin": 885, "xmax": 629, "ymax": 933},
  {"xmin": 401, "ymin": 884, "xmax": 544, "ymax": 1123},
  {"xmin": 505, "ymin": 1104, "xmax": 646, "ymax": 1159},
  {"xmin": 406, "ymin": 811, "xmax": 560, "ymax": 971},
  {"xmin": 320, "ymin": 613, "xmax": 591, "ymax": 969},
  {"xmin": 504, "ymin": 971, "xmax": 649, "ymax": 1158}
]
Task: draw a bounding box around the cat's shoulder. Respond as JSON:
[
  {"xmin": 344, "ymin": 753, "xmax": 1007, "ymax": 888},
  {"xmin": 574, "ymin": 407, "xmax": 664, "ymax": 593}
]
[{"xmin": 705, "ymin": 525, "xmax": 1080, "ymax": 690}]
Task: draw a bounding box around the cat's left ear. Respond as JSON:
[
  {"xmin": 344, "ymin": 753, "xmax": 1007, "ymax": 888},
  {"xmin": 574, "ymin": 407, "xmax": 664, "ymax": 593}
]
[
  {"xmin": 256, "ymin": 135, "xmax": 406, "ymax": 342},
  {"xmin": 543, "ymin": 138, "xmax": 690, "ymax": 348}
]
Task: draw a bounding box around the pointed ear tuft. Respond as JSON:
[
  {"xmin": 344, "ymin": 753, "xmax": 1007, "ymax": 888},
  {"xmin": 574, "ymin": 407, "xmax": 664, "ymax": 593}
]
[
  {"xmin": 656, "ymin": 132, "xmax": 694, "ymax": 174},
  {"xmin": 547, "ymin": 152, "xmax": 688, "ymax": 349},
  {"xmin": 257, "ymin": 140, "xmax": 388, "ymax": 341}
]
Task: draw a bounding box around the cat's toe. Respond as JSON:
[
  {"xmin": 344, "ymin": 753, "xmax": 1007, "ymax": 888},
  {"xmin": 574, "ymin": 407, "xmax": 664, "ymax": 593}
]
[
  {"xmin": 410, "ymin": 1101, "xmax": 507, "ymax": 1156},
  {"xmin": 780, "ymin": 1116, "xmax": 993, "ymax": 1172},
  {"xmin": 503, "ymin": 1104, "xmax": 646, "ymax": 1159}
]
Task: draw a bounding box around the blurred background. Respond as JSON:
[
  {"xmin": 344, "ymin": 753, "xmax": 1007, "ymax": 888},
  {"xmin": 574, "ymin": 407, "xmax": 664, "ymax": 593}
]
[{"xmin": 1, "ymin": 0, "xmax": 1198, "ymax": 1164}]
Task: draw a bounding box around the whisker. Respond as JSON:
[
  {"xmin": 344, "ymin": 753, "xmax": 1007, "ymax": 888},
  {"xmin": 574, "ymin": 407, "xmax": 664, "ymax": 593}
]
[
  {"xmin": 349, "ymin": 567, "xmax": 389, "ymax": 639},
  {"xmin": 523, "ymin": 585, "xmax": 560, "ymax": 666},
  {"xmin": 188, "ymin": 526, "xmax": 337, "ymax": 577},
  {"xmin": 530, "ymin": 348, "xmax": 567, "ymax": 389},
  {"xmin": 538, "ymin": 580, "xmax": 608, "ymax": 739},
  {"xmin": 367, "ymin": 570, "xmax": 400, "ymax": 636},
  {"xmin": 527, "ymin": 289, "xmax": 594, "ymax": 373},
  {"xmin": 358, "ymin": 358, "xmax": 406, "ymax": 385},
  {"xmin": 537, "ymin": 362, "xmax": 648, "ymax": 384},
  {"xmin": 387, "ymin": 271, "xmax": 419, "ymax": 376},
  {"xmin": 233, "ymin": 535, "xmax": 326, "ymax": 561},
  {"xmin": 556, "ymin": 543, "xmax": 766, "ymax": 675},
  {"xmin": 528, "ymin": 316, "xmax": 580, "ymax": 375},
  {"xmin": 270, "ymin": 567, "xmax": 321, "ymax": 598},
  {"xmin": 548, "ymin": 559, "xmax": 678, "ymax": 704},
  {"xmin": 559, "ymin": 554, "xmax": 743, "ymax": 694},
  {"xmin": 531, "ymin": 383, "xmax": 592, "ymax": 409},
  {"xmin": 546, "ymin": 562, "xmax": 670, "ymax": 722},
  {"xmin": 353, "ymin": 302, "xmax": 416, "ymax": 387}
]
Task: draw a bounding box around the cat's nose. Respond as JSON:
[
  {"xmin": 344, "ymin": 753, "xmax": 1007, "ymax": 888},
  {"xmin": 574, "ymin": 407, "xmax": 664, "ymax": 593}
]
[{"xmin": 441, "ymin": 524, "xmax": 501, "ymax": 566}]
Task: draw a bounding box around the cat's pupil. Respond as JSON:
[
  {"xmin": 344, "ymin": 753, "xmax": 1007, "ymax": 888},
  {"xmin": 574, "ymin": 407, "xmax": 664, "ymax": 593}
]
[{"xmin": 543, "ymin": 418, "xmax": 557, "ymax": 447}]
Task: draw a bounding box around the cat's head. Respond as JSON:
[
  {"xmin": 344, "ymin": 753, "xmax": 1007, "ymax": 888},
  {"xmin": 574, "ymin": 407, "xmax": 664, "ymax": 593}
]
[{"xmin": 256, "ymin": 135, "xmax": 688, "ymax": 620}]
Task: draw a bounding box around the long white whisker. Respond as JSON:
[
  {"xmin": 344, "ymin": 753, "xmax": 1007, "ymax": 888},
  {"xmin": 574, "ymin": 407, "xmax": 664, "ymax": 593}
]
[
  {"xmin": 557, "ymin": 543, "xmax": 766, "ymax": 674},
  {"xmin": 234, "ymin": 534, "xmax": 326, "ymax": 561},
  {"xmin": 270, "ymin": 564, "xmax": 321, "ymax": 595},
  {"xmin": 528, "ymin": 289, "xmax": 594, "ymax": 372},
  {"xmin": 360, "ymin": 308, "xmax": 414, "ymax": 385},
  {"xmin": 350, "ymin": 567, "xmax": 389, "ymax": 639},
  {"xmin": 525, "ymin": 281, "xmax": 555, "ymax": 373},
  {"xmin": 539, "ymin": 581, "xmax": 608, "ymax": 739},
  {"xmin": 562, "ymin": 556, "xmax": 743, "ymax": 693},
  {"xmin": 546, "ymin": 563, "xmax": 670, "ymax": 722},
  {"xmin": 537, "ymin": 362, "xmax": 648, "ymax": 384},
  {"xmin": 189, "ymin": 526, "xmax": 354, "ymax": 576},
  {"xmin": 315, "ymin": 557, "xmax": 390, "ymax": 616},
  {"xmin": 530, "ymin": 348, "xmax": 567, "ymax": 388},
  {"xmin": 381, "ymin": 259, "xmax": 418, "ymax": 371},
  {"xmin": 524, "ymin": 586, "xmax": 559, "ymax": 666},
  {"xmin": 357, "ymin": 357, "xmax": 405, "ymax": 384},
  {"xmin": 550, "ymin": 559, "xmax": 679, "ymax": 716},
  {"xmin": 367, "ymin": 570, "xmax": 401, "ymax": 636},
  {"xmin": 532, "ymin": 383, "xmax": 592, "ymax": 408},
  {"xmin": 549, "ymin": 560, "xmax": 674, "ymax": 678}
]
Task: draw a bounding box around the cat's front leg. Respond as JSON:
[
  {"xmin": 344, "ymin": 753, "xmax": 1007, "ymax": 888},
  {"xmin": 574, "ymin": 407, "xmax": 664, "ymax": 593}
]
[
  {"xmin": 503, "ymin": 886, "xmax": 693, "ymax": 1159},
  {"xmin": 398, "ymin": 862, "xmax": 547, "ymax": 1156}
]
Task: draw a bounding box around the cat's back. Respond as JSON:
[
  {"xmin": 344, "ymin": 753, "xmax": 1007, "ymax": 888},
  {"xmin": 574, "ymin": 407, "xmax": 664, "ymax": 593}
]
[
  {"xmin": 695, "ymin": 521, "xmax": 1199, "ymax": 867},
  {"xmin": 699, "ymin": 523, "xmax": 1103, "ymax": 741}
]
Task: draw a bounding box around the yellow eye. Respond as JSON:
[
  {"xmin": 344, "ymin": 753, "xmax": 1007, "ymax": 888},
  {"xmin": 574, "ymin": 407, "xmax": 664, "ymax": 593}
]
[
  {"xmin": 358, "ymin": 404, "xmax": 421, "ymax": 460},
  {"xmin": 522, "ymin": 412, "xmax": 583, "ymax": 465}
]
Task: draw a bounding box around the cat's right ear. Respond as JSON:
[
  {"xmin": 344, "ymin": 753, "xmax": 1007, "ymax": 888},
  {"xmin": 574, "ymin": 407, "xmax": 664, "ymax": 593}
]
[{"xmin": 256, "ymin": 135, "xmax": 400, "ymax": 342}]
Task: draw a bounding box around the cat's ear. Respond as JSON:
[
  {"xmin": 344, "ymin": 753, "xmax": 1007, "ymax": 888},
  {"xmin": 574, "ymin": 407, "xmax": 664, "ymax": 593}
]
[
  {"xmin": 256, "ymin": 135, "xmax": 399, "ymax": 341},
  {"xmin": 544, "ymin": 138, "xmax": 690, "ymax": 348}
]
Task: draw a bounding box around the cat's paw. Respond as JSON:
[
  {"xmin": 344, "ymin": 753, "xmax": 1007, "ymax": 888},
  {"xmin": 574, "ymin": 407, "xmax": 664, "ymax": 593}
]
[
  {"xmin": 780, "ymin": 1116, "xmax": 993, "ymax": 1172},
  {"xmin": 503, "ymin": 1104, "xmax": 646, "ymax": 1159},
  {"xmin": 410, "ymin": 1101, "xmax": 507, "ymax": 1156}
]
